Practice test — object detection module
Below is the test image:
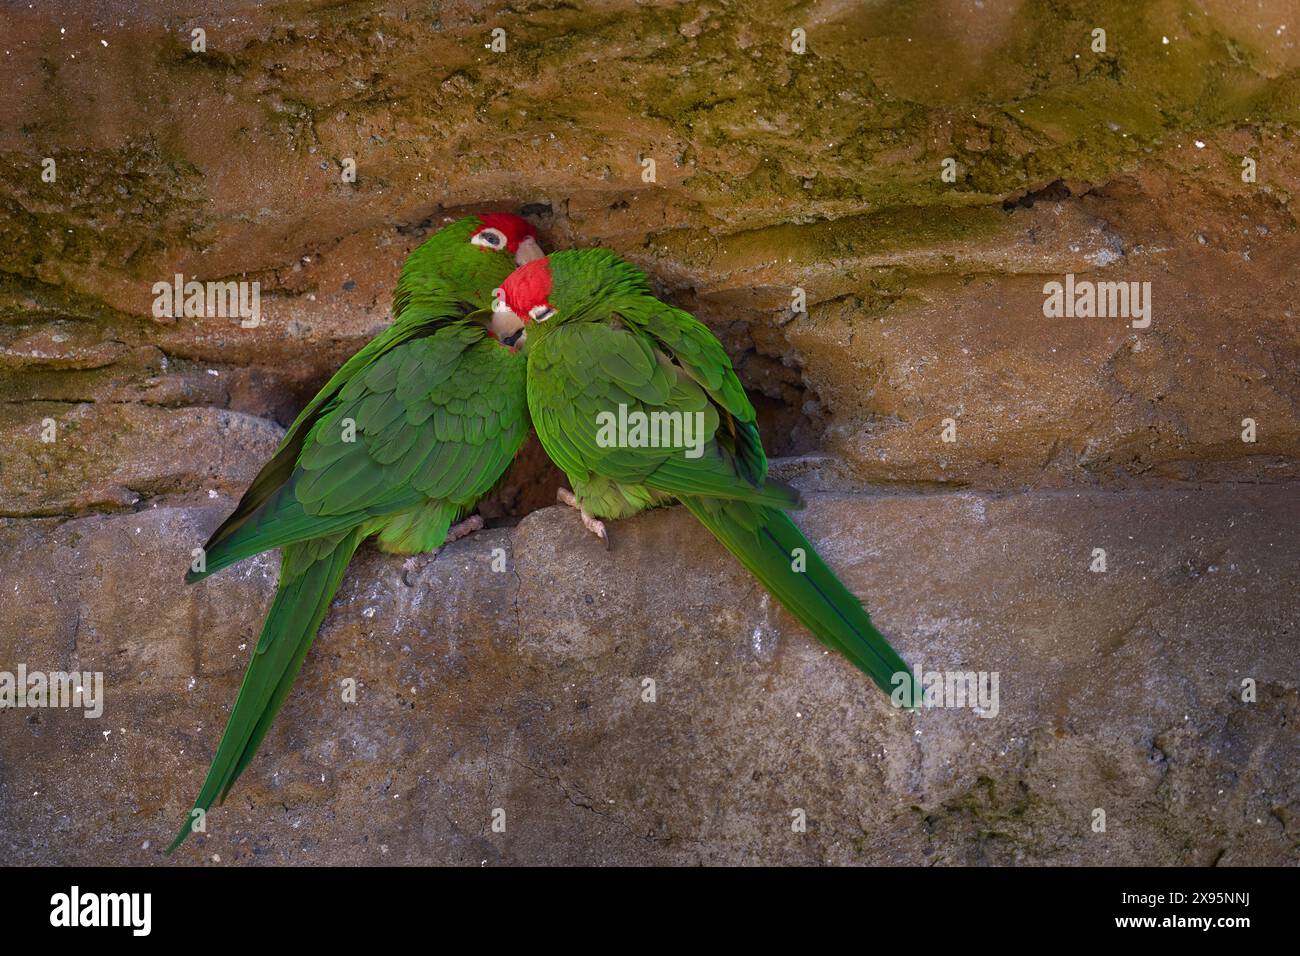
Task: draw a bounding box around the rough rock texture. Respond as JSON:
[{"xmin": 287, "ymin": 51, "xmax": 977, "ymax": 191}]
[
  {"xmin": 1, "ymin": 489, "xmax": 1295, "ymax": 864},
  {"xmin": 0, "ymin": 0, "xmax": 1297, "ymax": 864}
]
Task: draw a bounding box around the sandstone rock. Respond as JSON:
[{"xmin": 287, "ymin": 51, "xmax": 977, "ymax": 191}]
[
  {"xmin": 2, "ymin": 1, "xmax": 1299, "ymax": 498},
  {"xmin": 0, "ymin": 0, "xmax": 1296, "ymax": 866},
  {"xmin": 0, "ymin": 487, "xmax": 1294, "ymax": 865},
  {"xmin": 0, "ymin": 403, "xmax": 284, "ymax": 516}
]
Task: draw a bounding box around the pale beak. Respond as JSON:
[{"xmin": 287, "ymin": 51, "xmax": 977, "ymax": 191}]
[
  {"xmin": 490, "ymin": 304, "xmax": 527, "ymax": 349},
  {"xmin": 514, "ymin": 236, "xmax": 544, "ymax": 266}
]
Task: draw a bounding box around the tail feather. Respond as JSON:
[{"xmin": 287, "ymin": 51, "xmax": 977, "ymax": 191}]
[
  {"xmin": 186, "ymin": 482, "xmax": 414, "ymax": 583},
  {"xmin": 681, "ymin": 496, "xmax": 911, "ymax": 697},
  {"xmin": 168, "ymin": 530, "xmax": 363, "ymax": 852}
]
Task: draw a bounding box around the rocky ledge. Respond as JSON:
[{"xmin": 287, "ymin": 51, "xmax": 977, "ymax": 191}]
[{"xmin": 1, "ymin": 483, "xmax": 1293, "ymax": 865}]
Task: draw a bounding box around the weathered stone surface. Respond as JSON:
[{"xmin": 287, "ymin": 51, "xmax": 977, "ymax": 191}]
[
  {"xmin": 2, "ymin": 1, "xmax": 1299, "ymax": 501},
  {"xmin": 0, "ymin": 1, "xmax": 1297, "ymax": 866},
  {"xmin": 0, "ymin": 486, "xmax": 1294, "ymax": 865},
  {"xmin": 1, "ymin": 403, "xmax": 284, "ymax": 516}
]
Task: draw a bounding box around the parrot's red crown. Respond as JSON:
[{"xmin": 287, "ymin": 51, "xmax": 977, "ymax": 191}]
[
  {"xmin": 500, "ymin": 257, "xmax": 553, "ymax": 318},
  {"xmin": 472, "ymin": 213, "xmax": 537, "ymax": 253}
]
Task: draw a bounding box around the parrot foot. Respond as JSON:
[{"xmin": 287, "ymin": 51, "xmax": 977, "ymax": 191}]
[
  {"xmin": 401, "ymin": 555, "xmax": 429, "ymax": 587},
  {"xmin": 444, "ymin": 514, "xmax": 485, "ymax": 544},
  {"xmin": 556, "ymin": 488, "xmax": 610, "ymax": 550},
  {"xmin": 400, "ymin": 516, "xmax": 486, "ymax": 585}
]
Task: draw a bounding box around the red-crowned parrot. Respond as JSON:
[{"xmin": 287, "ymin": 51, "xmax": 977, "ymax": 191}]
[
  {"xmin": 496, "ymin": 249, "xmax": 912, "ymax": 696},
  {"xmin": 170, "ymin": 213, "xmax": 543, "ymax": 851}
]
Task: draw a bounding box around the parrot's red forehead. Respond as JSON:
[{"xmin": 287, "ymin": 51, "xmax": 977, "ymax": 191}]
[
  {"xmin": 472, "ymin": 213, "xmax": 537, "ymax": 253},
  {"xmin": 501, "ymin": 257, "xmax": 553, "ymax": 316}
]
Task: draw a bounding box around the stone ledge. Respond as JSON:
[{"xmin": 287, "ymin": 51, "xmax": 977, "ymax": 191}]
[{"xmin": 0, "ymin": 484, "xmax": 1293, "ymax": 864}]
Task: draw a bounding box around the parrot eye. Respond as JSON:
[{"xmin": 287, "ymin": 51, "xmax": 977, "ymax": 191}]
[
  {"xmin": 529, "ymin": 304, "xmax": 556, "ymax": 322},
  {"xmin": 471, "ymin": 227, "xmax": 507, "ymax": 250}
]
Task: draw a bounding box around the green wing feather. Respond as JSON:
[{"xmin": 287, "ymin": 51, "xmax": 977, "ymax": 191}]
[
  {"xmin": 528, "ymin": 319, "xmax": 795, "ymax": 507},
  {"xmin": 175, "ymin": 322, "xmax": 529, "ymax": 850},
  {"xmin": 191, "ymin": 323, "xmax": 526, "ymax": 580},
  {"xmin": 194, "ymin": 292, "xmax": 462, "ymax": 569},
  {"xmin": 528, "ymin": 284, "xmax": 910, "ymax": 695}
]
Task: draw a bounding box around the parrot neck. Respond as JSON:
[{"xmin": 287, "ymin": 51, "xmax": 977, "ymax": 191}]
[{"xmin": 546, "ymin": 253, "xmax": 654, "ymax": 326}]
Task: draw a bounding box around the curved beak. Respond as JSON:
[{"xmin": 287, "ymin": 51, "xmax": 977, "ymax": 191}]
[
  {"xmin": 490, "ymin": 303, "xmax": 527, "ymax": 350},
  {"xmin": 514, "ymin": 236, "xmax": 544, "ymax": 266}
]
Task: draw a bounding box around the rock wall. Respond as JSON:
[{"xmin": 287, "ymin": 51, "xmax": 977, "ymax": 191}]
[{"xmin": 1, "ymin": 0, "xmax": 1296, "ymax": 864}]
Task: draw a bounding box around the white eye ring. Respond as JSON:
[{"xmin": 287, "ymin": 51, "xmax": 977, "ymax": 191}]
[
  {"xmin": 529, "ymin": 304, "xmax": 556, "ymax": 322},
  {"xmin": 471, "ymin": 227, "xmax": 507, "ymax": 249}
]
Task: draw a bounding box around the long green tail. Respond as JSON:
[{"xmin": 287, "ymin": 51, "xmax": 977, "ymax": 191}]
[
  {"xmin": 168, "ymin": 530, "xmax": 363, "ymax": 852},
  {"xmin": 680, "ymin": 497, "xmax": 912, "ymax": 697}
]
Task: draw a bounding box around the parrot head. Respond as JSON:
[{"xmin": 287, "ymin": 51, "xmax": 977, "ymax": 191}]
[
  {"xmin": 468, "ymin": 212, "xmax": 544, "ymax": 267},
  {"xmin": 493, "ymin": 249, "xmax": 651, "ymax": 348},
  {"xmin": 394, "ymin": 212, "xmax": 544, "ymax": 321}
]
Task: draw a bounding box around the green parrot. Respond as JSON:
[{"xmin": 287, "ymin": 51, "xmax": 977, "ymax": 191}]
[
  {"xmin": 496, "ymin": 249, "xmax": 912, "ymax": 697},
  {"xmin": 169, "ymin": 213, "xmax": 543, "ymax": 851}
]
